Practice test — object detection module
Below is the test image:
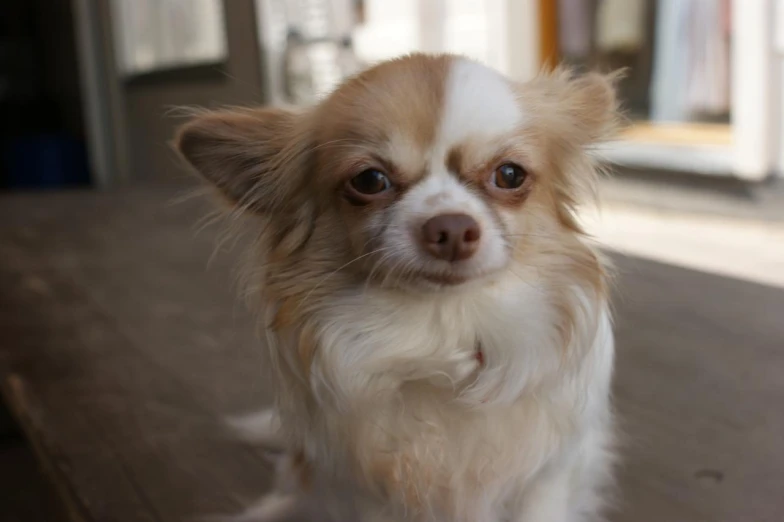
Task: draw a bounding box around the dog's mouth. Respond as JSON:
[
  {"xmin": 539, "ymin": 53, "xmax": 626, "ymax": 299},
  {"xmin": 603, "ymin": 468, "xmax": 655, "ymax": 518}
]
[
  {"xmin": 367, "ymin": 267, "xmax": 473, "ymax": 288},
  {"xmin": 415, "ymin": 263, "xmax": 507, "ymax": 287},
  {"xmin": 420, "ymin": 271, "xmax": 470, "ymax": 286},
  {"xmin": 361, "ymin": 248, "xmax": 507, "ymax": 289}
]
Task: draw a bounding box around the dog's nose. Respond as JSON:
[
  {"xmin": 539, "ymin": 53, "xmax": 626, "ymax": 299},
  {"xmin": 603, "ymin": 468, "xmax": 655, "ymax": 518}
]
[{"xmin": 421, "ymin": 213, "xmax": 481, "ymax": 261}]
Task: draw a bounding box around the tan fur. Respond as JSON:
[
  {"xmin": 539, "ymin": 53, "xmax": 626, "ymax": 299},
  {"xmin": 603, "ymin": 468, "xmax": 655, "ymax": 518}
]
[{"xmin": 315, "ymin": 54, "xmax": 451, "ymax": 168}]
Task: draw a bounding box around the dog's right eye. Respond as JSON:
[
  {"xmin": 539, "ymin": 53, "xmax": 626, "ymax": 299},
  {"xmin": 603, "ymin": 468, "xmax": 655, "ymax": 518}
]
[
  {"xmin": 348, "ymin": 169, "xmax": 391, "ymax": 196},
  {"xmin": 492, "ymin": 163, "xmax": 527, "ymax": 190}
]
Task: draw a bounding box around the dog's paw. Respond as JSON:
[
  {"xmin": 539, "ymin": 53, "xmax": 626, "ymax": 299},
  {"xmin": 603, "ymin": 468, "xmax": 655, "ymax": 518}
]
[
  {"xmin": 199, "ymin": 493, "xmax": 300, "ymax": 522},
  {"xmin": 225, "ymin": 409, "xmax": 284, "ymax": 450},
  {"xmin": 235, "ymin": 493, "xmax": 300, "ymax": 522}
]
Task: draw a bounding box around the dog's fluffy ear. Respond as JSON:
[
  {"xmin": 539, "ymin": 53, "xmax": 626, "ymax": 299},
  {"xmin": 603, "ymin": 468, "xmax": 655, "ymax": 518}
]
[
  {"xmin": 560, "ymin": 70, "xmax": 621, "ymax": 143},
  {"xmin": 517, "ymin": 70, "xmax": 622, "ymax": 221},
  {"xmin": 175, "ymin": 107, "xmax": 311, "ymax": 214},
  {"xmin": 521, "ymin": 69, "xmax": 622, "ymax": 147}
]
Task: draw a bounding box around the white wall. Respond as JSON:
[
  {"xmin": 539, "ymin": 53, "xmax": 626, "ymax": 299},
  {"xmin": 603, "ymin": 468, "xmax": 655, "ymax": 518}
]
[{"xmin": 775, "ymin": 0, "xmax": 784, "ymax": 176}]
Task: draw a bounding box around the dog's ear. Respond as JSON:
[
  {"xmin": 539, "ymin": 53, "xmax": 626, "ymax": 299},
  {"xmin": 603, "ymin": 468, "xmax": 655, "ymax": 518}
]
[
  {"xmin": 521, "ymin": 68, "xmax": 622, "ymax": 147},
  {"xmin": 516, "ymin": 70, "xmax": 622, "ymax": 220},
  {"xmin": 175, "ymin": 107, "xmax": 311, "ymax": 214}
]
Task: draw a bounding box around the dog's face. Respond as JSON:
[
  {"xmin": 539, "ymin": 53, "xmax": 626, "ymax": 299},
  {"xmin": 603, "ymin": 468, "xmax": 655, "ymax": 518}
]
[{"xmin": 177, "ymin": 55, "xmax": 617, "ymax": 292}]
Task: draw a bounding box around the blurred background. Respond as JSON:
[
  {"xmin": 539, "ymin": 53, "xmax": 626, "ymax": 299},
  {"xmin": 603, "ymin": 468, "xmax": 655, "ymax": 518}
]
[{"xmin": 0, "ymin": 1, "xmax": 782, "ymax": 521}]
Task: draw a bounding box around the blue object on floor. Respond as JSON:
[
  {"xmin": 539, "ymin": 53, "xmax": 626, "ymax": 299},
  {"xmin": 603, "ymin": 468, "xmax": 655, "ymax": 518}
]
[{"xmin": 2, "ymin": 134, "xmax": 90, "ymax": 189}]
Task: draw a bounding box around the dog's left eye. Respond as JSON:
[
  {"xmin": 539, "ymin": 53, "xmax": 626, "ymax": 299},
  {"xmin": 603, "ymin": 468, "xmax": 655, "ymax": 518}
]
[
  {"xmin": 492, "ymin": 163, "xmax": 527, "ymax": 189},
  {"xmin": 349, "ymin": 169, "xmax": 391, "ymax": 195}
]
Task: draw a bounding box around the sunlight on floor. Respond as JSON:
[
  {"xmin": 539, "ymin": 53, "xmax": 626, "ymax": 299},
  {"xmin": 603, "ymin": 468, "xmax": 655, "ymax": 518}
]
[{"xmin": 581, "ymin": 204, "xmax": 784, "ymax": 289}]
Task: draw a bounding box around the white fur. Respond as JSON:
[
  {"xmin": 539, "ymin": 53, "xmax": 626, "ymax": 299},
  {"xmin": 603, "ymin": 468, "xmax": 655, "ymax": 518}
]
[
  {"xmin": 240, "ymin": 280, "xmax": 613, "ymax": 522},
  {"xmin": 226, "ymin": 409, "xmax": 283, "ymax": 448},
  {"xmin": 439, "ymin": 59, "xmax": 523, "ymax": 144}
]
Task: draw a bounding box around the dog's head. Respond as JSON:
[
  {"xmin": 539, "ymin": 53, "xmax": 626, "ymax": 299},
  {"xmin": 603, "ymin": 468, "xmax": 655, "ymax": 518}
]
[{"xmin": 176, "ymin": 54, "xmax": 618, "ymax": 293}]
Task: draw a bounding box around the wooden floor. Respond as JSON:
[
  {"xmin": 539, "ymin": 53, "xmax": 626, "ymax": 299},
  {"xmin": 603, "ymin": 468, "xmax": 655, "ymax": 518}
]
[
  {"xmin": 0, "ymin": 441, "xmax": 70, "ymax": 522},
  {"xmin": 0, "ymin": 185, "xmax": 782, "ymax": 522}
]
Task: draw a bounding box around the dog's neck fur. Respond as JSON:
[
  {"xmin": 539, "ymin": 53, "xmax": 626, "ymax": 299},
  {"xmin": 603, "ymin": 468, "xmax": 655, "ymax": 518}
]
[{"xmin": 258, "ymin": 251, "xmax": 612, "ymax": 521}]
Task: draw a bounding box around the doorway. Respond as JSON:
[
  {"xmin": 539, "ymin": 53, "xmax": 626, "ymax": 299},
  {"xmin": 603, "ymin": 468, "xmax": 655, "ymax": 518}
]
[{"xmin": 0, "ymin": 0, "xmax": 92, "ymax": 190}]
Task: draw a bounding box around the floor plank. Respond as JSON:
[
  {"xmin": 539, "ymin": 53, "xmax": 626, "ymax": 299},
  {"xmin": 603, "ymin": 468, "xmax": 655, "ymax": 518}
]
[
  {"xmin": 612, "ymin": 255, "xmax": 784, "ymax": 522},
  {"xmin": 0, "ymin": 442, "xmax": 71, "ymax": 522}
]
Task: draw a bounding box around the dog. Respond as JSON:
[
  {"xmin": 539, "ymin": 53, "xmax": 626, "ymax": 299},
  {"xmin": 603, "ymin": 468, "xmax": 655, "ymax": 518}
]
[{"xmin": 176, "ymin": 53, "xmax": 619, "ymax": 522}]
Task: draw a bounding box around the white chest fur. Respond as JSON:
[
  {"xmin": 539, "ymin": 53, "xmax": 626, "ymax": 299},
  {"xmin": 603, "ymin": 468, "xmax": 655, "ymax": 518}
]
[{"xmin": 270, "ymin": 273, "xmax": 614, "ymax": 521}]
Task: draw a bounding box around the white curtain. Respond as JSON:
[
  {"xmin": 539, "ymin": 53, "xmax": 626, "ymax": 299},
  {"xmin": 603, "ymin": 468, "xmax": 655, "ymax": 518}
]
[
  {"xmin": 111, "ymin": 0, "xmax": 228, "ymax": 76},
  {"xmin": 650, "ymin": 0, "xmax": 731, "ymax": 122}
]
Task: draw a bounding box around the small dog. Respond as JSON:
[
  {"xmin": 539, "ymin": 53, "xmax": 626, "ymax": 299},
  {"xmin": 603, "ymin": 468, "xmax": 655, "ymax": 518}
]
[{"xmin": 177, "ymin": 54, "xmax": 619, "ymax": 522}]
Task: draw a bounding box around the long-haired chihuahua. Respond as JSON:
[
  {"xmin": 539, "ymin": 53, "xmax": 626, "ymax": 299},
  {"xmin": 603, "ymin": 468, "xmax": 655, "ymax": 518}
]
[{"xmin": 176, "ymin": 53, "xmax": 619, "ymax": 522}]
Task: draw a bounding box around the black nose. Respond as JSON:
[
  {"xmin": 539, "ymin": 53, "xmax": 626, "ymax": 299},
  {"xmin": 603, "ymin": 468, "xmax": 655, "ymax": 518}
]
[{"xmin": 421, "ymin": 213, "xmax": 482, "ymax": 261}]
